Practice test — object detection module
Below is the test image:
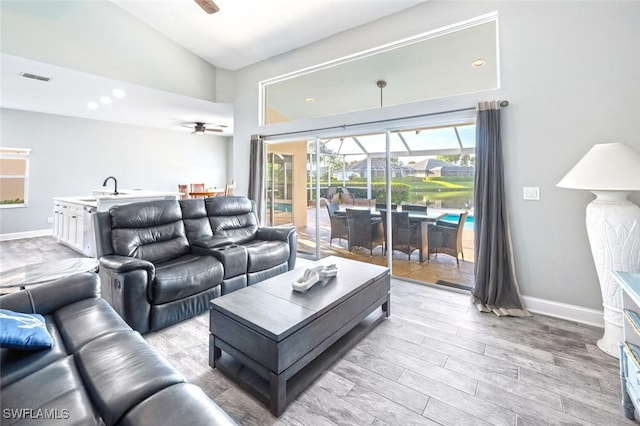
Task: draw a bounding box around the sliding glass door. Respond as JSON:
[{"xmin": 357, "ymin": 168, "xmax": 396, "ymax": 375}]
[{"xmin": 266, "ymin": 119, "xmax": 477, "ymax": 289}]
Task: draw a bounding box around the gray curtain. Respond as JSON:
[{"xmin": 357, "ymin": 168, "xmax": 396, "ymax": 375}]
[
  {"xmin": 472, "ymin": 101, "xmax": 530, "ymax": 316},
  {"xmin": 248, "ymin": 134, "xmax": 266, "ymax": 225}
]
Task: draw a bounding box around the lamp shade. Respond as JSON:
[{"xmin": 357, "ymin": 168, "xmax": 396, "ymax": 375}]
[{"xmin": 557, "ymin": 143, "xmax": 640, "ymax": 191}]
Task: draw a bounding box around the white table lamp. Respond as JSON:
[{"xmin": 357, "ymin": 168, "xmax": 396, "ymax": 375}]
[{"xmin": 558, "ymin": 142, "xmax": 640, "ymax": 357}]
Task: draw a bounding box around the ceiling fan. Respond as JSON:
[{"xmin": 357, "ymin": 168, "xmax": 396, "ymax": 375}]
[
  {"xmin": 184, "ymin": 122, "xmax": 225, "ymax": 134},
  {"xmin": 194, "ymin": 0, "xmax": 219, "ymax": 14}
]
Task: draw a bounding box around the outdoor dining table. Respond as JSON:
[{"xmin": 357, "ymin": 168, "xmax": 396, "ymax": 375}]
[
  {"xmin": 336, "ymin": 206, "xmax": 446, "ymax": 223},
  {"xmin": 336, "ymin": 207, "xmax": 447, "ymax": 262}
]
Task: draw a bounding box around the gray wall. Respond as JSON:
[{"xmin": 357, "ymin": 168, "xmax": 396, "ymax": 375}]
[
  {"xmin": 230, "ymin": 1, "xmax": 640, "ymax": 312},
  {"xmin": 0, "ymin": 1, "xmax": 217, "ymax": 101},
  {"xmin": 0, "ymin": 1, "xmax": 229, "ymax": 235},
  {"xmin": 0, "ymin": 108, "xmax": 229, "ymax": 234}
]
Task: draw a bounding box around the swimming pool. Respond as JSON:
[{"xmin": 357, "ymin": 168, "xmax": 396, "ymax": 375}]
[{"xmin": 440, "ymin": 213, "xmax": 474, "ymax": 230}]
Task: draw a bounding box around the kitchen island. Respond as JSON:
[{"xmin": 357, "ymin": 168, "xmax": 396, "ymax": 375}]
[{"xmin": 53, "ymin": 189, "xmax": 179, "ymax": 256}]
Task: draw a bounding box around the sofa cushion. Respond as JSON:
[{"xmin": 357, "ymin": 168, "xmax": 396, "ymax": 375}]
[
  {"xmin": 0, "ymin": 272, "xmax": 101, "ymax": 317},
  {"xmin": 1, "ymin": 356, "xmax": 101, "ymax": 426},
  {"xmin": 111, "ymin": 223, "xmax": 189, "ymax": 264},
  {"xmin": 205, "ymin": 197, "xmax": 258, "ymax": 244},
  {"xmin": 120, "ymin": 383, "xmax": 237, "ymax": 426},
  {"xmin": 151, "ymin": 255, "xmax": 223, "ymax": 304},
  {"xmin": 179, "ymin": 199, "xmax": 214, "ymax": 242},
  {"xmin": 151, "ymin": 286, "xmax": 220, "ymax": 331},
  {"xmin": 109, "ymin": 199, "xmax": 182, "ymax": 229},
  {"xmin": 0, "ymin": 309, "xmax": 52, "ymax": 350},
  {"xmin": 244, "ymin": 240, "xmax": 290, "ymax": 273},
  {"xmin": 110, "ymin": 200, "xmax": 189, "ymax": 263},
  {"xmin": 54, "ymin": 298, "xmax": 131, "ymax": 353},
  {"xmin": 0, "ymin": 315, "xmax": 66, "ymax": 387},
  {"xmin": 75, "ymin": 330, "xmax": 185, "ymax": 426}
]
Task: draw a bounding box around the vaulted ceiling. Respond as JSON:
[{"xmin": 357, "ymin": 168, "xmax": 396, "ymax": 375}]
[
  {"xmin": 0, "ymin": 1, "xmax": 428, "ymax": 134},
  {"xmin": 111, "ymin": 0, "xmax": 427, "ymax": 70}
]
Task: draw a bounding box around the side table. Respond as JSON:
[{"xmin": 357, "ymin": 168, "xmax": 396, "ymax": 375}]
[
  {"xmin": 615, "ymin": 271, "xmax": 640, "ymax": 420},
  {"xmin": 0, "ymin": 258, "xmax": 99, "ymax": 290}
]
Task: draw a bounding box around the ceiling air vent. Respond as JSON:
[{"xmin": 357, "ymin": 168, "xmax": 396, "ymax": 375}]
[{"xmin": 20, "ymin": 72, "xmax": 51, "ymax": 82}]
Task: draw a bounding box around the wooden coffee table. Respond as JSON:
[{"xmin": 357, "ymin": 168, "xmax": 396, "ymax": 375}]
[{"xmin": 209, "ymin": 256, "xmax": 390, "ymax": 416}]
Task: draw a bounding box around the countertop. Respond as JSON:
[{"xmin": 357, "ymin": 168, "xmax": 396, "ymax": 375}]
[{"xmin": 54, "ymin": 190, "xmax": 181, "ymax": 211}]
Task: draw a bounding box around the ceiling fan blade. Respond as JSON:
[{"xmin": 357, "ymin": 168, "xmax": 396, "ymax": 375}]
[
  {"xmin": 205, "ymin": 128, "xmax": 223, "ymax": 133},
  {"xmin": 194, "ymin": 0, "xmax": 219, "ymax": 14}
]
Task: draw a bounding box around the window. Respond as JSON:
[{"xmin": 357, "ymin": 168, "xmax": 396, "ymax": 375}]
[
  {"xmin": 0, "ymin": 148, "xmax": 30, "ymax": 208},
  {"xmin": 261, "ymin": 14, "xmax": 498, "ymax": 125}
]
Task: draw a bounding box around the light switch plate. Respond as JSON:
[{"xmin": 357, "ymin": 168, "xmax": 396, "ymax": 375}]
[{"xmin": 523, "ymin": 187, "xmax": 540, "ymax": 200}]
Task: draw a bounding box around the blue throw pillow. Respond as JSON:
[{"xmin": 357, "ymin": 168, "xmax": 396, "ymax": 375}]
[{"xmin": 0, "ymin": 309, "xmax": 53, "ymax": 350}]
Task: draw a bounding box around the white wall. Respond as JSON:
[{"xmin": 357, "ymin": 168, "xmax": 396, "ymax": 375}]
[
  {"xmin": 0, "ymin": 108, "xmax": 229, "ymax": 234},
  {"xmin": 230, "ymin": 1, "xmax": 640, "ymax": 312}
]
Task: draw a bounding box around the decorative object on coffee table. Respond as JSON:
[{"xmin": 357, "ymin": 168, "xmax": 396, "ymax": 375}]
[
  {"xmin": 292, "ymin": 264, "xmax": 337, "ymax": 292},
  {"xmin": 558, "ymin": 142, "xmax": 640, "ymax": 357}
]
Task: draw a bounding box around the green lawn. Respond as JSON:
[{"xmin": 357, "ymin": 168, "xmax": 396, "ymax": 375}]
[{"xmin": 316, "ymin": 177, "xmax": 474, "ymax": 209}]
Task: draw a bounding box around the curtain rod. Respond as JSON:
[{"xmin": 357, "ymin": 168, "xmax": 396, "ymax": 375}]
[{"xmin": 264, "ymin": 100, "xmax": 509, "ymax": 139}]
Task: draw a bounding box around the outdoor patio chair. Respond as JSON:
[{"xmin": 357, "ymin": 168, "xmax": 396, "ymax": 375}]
[
  {"xmin": 380, "ymin": 210, "xmax": 420, "ymax": 261},
  {"xmin": 346, "ymin": 208, "xmax": 384, "ymax": 256},
  {"xmin": 330, "ymin": 187, "xmax": 358, "ymax": 205},
  {"xmin": 326, "ymin": 202, "xmax": 349, "ymax": 246},
  {"xmin": 324, "ymin": 186, "xmax": 337, "ymax": 202},
  {"xmin": 428, "ymin": 211, "xmax": 468, "ymax": 266}
]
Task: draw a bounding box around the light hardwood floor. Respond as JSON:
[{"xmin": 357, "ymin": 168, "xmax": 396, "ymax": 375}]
[{"xmin": 0, "ymin": 237, "xmax": 631, "ymax": 425}]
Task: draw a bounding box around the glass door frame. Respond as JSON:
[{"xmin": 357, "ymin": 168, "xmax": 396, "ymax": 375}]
[
  {"xmin": 266, "ymin": 151, "xmax": 294, "ymax": 227},
  {"xmin": 263, "ymin": 109, "xmax": 477, "ymax": 277}
]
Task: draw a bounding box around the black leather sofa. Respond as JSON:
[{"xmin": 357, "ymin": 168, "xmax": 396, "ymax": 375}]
[
  {"xmin": 93, "ymin": 196, "xmax": 297, "ymax": 334},
  {"xmin": 0, "ymin": 273, "xmax": 236, "ymax": 426}
]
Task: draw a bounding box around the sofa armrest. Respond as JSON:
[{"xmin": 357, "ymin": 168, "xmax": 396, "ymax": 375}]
[
  {"xmin": 0, "ymin": 272, "xmax": 100, "ymax": 315},
  {"xmin": 256, "ymin": 226, "xmax": 297, "ymax": 271},
  {"xmin": 98, "ymin": 255, "xmax": 155, "ymax": 334},
  {"xmin": 256, "ymin": 226, "xmax": 295, "ymax": 242},
  {"xmin": 191, "ymin": 236, "xmax": 235, "ymax": 250},
  {"xmin": 100, "ymin": 255, "xmax": 155, "ymax": 279}
]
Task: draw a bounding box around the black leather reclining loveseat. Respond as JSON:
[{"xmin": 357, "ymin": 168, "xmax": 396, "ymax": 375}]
[
  {"xmin": 0, "ymin": 273, "xmax": 236, "ymax": 425},
  {"xmin": 93, "ymin": 196, "xmax": 296, "ymax": 334}
]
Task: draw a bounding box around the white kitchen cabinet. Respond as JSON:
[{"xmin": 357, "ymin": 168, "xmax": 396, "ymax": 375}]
[
  {"xmin": 53, "ymin": 191, "xmax": 179, "ymax": 256},
  {"xmin": 52, "ymin": 199, "xmax": 88, "ymax": 253}
]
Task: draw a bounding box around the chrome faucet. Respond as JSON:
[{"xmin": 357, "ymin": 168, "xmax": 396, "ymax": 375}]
[{"xmin": 102, "ymin": 176, "xmax": 119, "ymax": 195}]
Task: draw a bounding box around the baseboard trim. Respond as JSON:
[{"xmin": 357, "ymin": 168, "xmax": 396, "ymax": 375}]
[
  {"xmin": 522, "ymin": 295, "xmax": 604, "ymax": 328},
  {"xmin": 0, "ymin": 229, "xmax": 53, "ymax": 241}
]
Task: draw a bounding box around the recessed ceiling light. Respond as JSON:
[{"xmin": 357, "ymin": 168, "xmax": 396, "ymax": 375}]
[
  {"xmin": 100, "ymin": 96, "xmax": 112, "ymax": 104},
  {"xmin": 305, "ymin": 97, "xmax": 315, "ymax": 103},
  {"xmin": 472, "ymin": 59, "xmax": 486, "ymax": 68},
  {"xmin": 87, "ymin": 102, "xmax": 99, "ymax": 110},
  {"xmin": 112, "ymin": 89, "xmax": 126, "ymax": 98}
]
